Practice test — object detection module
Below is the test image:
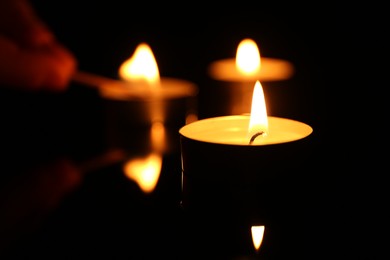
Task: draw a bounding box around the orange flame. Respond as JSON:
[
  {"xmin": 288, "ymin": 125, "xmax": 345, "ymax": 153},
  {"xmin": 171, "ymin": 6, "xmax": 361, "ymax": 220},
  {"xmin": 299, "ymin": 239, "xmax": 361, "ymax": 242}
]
[
  {"xmin": 123, "ymin": 153, "xmax": 162, "ymax": 194},
  {"xmin": 118, "ymin": 42, "xmax": 160, "ymax": 87}
]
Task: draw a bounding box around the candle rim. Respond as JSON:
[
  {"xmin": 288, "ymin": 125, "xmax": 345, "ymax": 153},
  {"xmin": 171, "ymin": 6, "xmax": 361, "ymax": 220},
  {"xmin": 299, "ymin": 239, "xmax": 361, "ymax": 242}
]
[
  {"xmin": 99, "ymin": 77, "xmax": 198, "ymax": 101},
  {"xmin": 179, "ymin": 115, "xmax": 313, "ymax": 146},
  {"xmin": 208, "ymin": 57, "xmax": 295, "ymax": 82}
]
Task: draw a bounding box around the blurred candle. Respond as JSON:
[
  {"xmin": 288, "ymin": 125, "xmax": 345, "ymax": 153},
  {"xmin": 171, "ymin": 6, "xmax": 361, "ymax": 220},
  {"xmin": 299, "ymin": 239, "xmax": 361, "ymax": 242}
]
[
  {"xmin": 207, "ymin": 38, "xmax": 295, "ymax": 116},
  {"xmin": 101, "ymin": 42, "xmax": 198, "ymax": 154},
  {"xmin": 208, "ymin": 38, "xmax": 294, "ymax": 82}
]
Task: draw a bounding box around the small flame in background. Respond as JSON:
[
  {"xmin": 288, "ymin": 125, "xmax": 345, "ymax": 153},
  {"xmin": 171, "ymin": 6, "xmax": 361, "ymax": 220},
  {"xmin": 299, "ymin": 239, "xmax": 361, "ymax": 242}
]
[
  {"xmin": 118, "ymin": 42, "xmax": 160, "ymax": 87},
  {"xmin": 251, "ymin": 225, "xmax": 265, "ymax": 252},
  {"xmin": 247, "ymin": 80, "xmax": 268, "ymax": 141},
  {"xmin": 123, "ymin": 152, "xmax": 162, "ymax": 194},
  {"xmin": 236, "ymin": 38, "xmax": 261, "ymax": 75}
]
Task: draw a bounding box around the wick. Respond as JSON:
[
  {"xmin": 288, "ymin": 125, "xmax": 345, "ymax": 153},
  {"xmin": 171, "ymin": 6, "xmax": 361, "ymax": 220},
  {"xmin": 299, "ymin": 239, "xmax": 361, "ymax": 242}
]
[{"xmin": 249, "ymin": 131, "xmax": 264, "ymax": 145}]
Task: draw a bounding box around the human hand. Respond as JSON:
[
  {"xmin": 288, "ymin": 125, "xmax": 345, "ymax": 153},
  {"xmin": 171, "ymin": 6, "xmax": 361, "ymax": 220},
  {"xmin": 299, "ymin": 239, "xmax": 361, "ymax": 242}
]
[{"xmin": 0, "ymin": 0, "xmax": 77, "ymax": 92}]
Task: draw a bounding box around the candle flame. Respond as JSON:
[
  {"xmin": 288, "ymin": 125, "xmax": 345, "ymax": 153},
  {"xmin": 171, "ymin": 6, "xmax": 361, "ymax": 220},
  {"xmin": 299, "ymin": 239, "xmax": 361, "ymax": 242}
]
[
  {"xmin": 118, "ymin": 42, "xmax": 160, "ymax": 86},
  {"xmin": 251, "ymin": 225, "xmax": 265, "ymax": 252},
  {"xmin": 248, "ymin": 80, "xmax": 268, "ymax": 141},
  {"xmin": 236, "ymin": 38, "xmax": 261, "ymax": 75},
  {"xmin": 123, "ymin": 153, "xmax": 162, "ymax": 194}
]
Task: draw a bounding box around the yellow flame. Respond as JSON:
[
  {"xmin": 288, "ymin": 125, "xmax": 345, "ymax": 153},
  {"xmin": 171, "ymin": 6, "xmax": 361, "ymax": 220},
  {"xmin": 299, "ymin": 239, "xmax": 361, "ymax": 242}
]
[
  {"xmin": 251, "ymin": 225, "xmax": 265, "ymax": 252},
  {"xmin": 123, "ymin": 153, "xmax": 162, "ymax": 193},
  {"xmin": 118, "ymin": 42, "xmax": 160, "ymax": 86},
  {"xmin": 236, "ymin": 38, "xmax": 261, "ymax": 75},
  {"xmin": 248, "ymin": 80, "xmax": 268, "ymax": 141}
]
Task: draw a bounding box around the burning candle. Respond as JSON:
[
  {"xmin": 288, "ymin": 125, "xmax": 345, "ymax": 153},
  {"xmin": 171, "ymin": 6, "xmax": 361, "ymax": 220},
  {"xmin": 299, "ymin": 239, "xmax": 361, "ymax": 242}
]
[
  {"xmin": 101, "ymin": 43, "xmax": 198, "ymax": 107},
  {"xmin": 208, "ymin": 38, "xmax": 294, "ymax": 82},
  {"xmin": 99, "ymin": 42, "xmax": 198, "ymax": 154},
  {"xmin": 179, "ymin": 80, "xmax": 311, "ymax": 256},
  {"xmin": 207, "ymin": 38, "xmax": 295, "ymax": 116},
  {"xmin": 179, "ymin": 80, "xmax": 313, "ymax": 249},
  {"xmin": 179, "ymin": 81, "xmax": 312, "ymax": 147}
]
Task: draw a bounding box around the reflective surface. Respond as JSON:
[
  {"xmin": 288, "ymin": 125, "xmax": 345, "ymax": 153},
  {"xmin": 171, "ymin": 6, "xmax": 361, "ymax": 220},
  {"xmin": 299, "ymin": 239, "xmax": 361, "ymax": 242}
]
[{"xmin": 0, "ymin": 2, "xmax": 383, "ymax": 259}]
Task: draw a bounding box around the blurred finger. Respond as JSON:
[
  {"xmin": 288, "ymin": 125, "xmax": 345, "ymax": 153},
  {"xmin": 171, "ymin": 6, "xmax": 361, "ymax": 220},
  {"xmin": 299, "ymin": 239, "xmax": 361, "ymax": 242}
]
[
  {"xmin": 0, "ymin": 36, "xmax": 77, "ymax": 91},
  {"xmin": 0, "ymin": 0, "xmax": 55, "ymax": 47}
]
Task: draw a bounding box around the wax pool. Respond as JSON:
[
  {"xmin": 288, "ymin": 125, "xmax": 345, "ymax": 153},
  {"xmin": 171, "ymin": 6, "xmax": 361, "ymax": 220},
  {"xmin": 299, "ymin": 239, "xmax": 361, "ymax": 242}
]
[{"xmin": 179, "ymin": 115, "xmax": 313, "ymax": 146}]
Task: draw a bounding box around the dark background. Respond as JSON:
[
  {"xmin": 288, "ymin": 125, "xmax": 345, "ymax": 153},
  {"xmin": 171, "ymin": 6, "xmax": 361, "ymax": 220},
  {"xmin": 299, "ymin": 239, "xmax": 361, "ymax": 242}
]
[{"xmin": 0, "ymin": 1, "xmax": 385, "ymax": 259}]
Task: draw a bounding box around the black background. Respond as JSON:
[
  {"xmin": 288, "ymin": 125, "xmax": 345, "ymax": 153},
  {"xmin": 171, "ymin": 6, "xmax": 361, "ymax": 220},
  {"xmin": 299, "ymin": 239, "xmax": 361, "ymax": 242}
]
[{"xmin": 0, "ymin": 1, "xmax": 385, "ymax": 259}]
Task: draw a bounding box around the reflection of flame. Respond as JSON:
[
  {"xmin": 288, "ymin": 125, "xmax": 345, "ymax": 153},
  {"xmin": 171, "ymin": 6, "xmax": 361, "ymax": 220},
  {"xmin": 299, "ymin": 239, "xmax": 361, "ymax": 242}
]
[
  {"xmin": 248, "ymin": 80, "xmax": 268, "ymax": 140},
  {"xmin": 123, "ymin": 153, "xmax": 162, "ymax": 193},
  {"xmin": 236, "ymin": 38, "xmax": 261, "ymax": 75},
  {"xmin": 118, "ymin": 42, "xmax": 160, "ymax": 86},
  {"xmin": 151, "ymin": 121, "xmax": 166, "ymax": 153},
  {"xmin": 251, "ymin": 225, "xmax": 265, "ymax": 252}
]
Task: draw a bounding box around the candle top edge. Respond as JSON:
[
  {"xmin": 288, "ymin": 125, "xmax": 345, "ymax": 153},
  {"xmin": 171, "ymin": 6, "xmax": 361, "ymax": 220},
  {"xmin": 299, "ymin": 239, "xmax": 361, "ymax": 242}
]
[
  {"xmin": 179, "ymin": 115, "xmax": 313, "ymax": 146},
  {"xmin": 98, "ymin": 77, "xmax": 198, "ymax": 100},
  {"xmin": 208, "ymin": 57, "xmax": 295, "ymax": 82}
]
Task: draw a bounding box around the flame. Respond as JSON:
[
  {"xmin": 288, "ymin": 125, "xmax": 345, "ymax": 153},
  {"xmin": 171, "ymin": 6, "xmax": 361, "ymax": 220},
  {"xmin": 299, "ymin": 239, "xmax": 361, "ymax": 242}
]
[
  {"xmin": 236, "ymin": 38, "xmax": 261, "ymax": 75},
  {"xmin": 251, "ymin": 225, "xmax": 265, "ymax": 252},
  {"xmin": 248, "ymin": 80, "xmax": 268, "ymax": 141},
  {"xmin": 118, "ymin": 42, "xmax": 160, "ymax": 86},
  {"xmin": 123, "ymin": 153, "xmax": 162, "ymax": 194}
]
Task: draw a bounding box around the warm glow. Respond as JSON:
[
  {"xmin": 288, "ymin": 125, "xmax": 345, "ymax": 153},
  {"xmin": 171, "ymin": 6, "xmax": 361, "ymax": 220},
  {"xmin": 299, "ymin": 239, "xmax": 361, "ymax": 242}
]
[
  {"xmin": 251, "ymin": 225, "xmax": 265, "ymax": 252},
  {"xmin": 118, "ymin": 42, "xmax": 160, "ymax": 86},
  {"xmin": 185, "ymin": 112, "xmax": 198, "ymax": 125},
  {"xmin": 236, "ymin": 38, "xmax": 261, "ymax": 75},
  {"xmin": 151, "ymin": 121, "xmax": 166, "ymax": 153},
  {"xmin": 123, "ymin": 153, "xmax": 162, "ymax": 193},
  {"xmin": 248, "ymin": 80, "xmax": 268, "ymax": 141}
]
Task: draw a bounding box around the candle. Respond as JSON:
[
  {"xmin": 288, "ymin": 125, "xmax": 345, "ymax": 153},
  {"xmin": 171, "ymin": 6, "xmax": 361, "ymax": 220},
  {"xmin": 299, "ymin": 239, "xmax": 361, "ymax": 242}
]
[
  {"xmin": 207, "ymin": 38, "xmax": 295, "ymax": 116},
  {"xmin": 179, "ymin": 81, "xmax": 312, "ymax": 207},
  {"xmin": 208, "ymin": 38, "xmax": 294, "ymax": 82},
  {"xmin": 179, "ymin": 114, "xmax": 311, "ymax": 145},
  {"xmin": 99, "ymin": 42, "xmax": 198, "ymax": 154},
  {"xmin": 179, "ymin": 81, "xmax": 312, "ymax": 255},
  {"xmin": 101, "ymin": 43, "xmax": 198, "ymax": 103}
]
